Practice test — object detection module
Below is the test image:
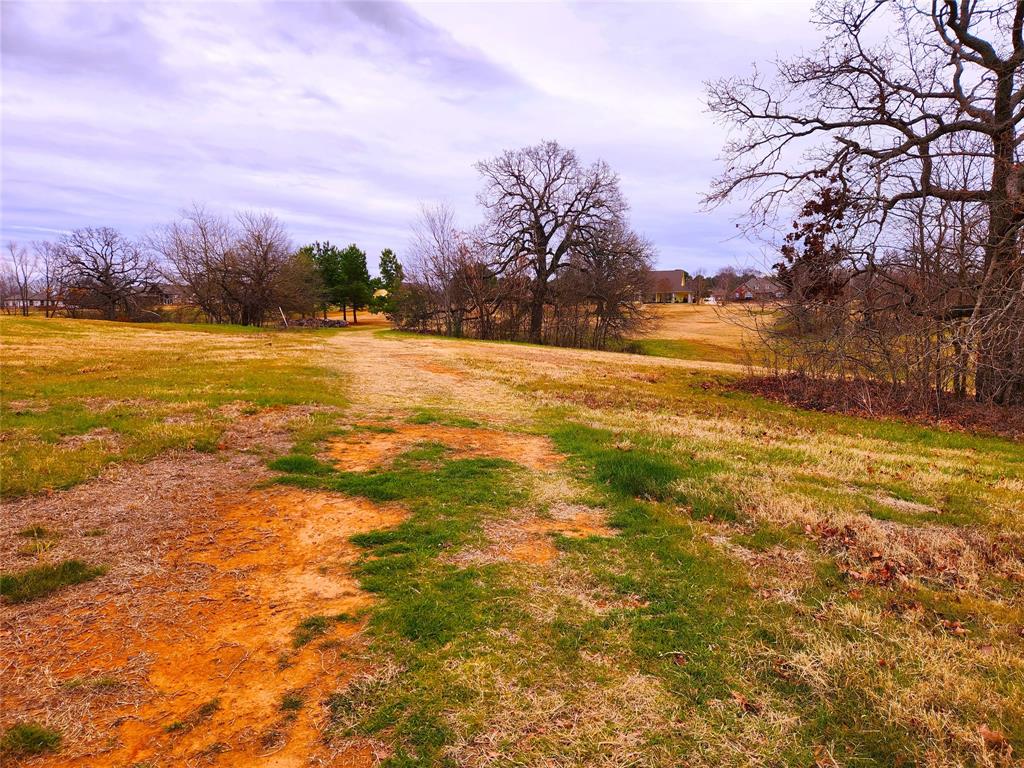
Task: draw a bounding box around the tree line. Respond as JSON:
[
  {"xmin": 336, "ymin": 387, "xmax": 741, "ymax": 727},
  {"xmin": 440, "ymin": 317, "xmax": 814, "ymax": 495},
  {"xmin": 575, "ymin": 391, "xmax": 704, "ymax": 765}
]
[
  {"xmin": 390, "ymin": 140, "xmax": 654, "ymax": 349},
  {"xmin": 1, "ymin": 206, "xmax": 401, "ymax": 327},
  {"xmin": 707, "ymin": 0, "xmax": 1024, "ymax": 407},
  {"xmin": 4, "ymin": 142, "xmax": 658, "ymax": 349}
]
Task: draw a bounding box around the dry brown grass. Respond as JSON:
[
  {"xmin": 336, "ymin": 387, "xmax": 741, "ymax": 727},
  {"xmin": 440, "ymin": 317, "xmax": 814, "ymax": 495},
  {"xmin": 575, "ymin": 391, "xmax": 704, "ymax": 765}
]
[
  {"xmin": 639, "ymin": 303, "xmax": 751, "ymax": 346},
  {"xmin": 3, "ymin": 318, "xmax": 1021, "ymax": 767}
]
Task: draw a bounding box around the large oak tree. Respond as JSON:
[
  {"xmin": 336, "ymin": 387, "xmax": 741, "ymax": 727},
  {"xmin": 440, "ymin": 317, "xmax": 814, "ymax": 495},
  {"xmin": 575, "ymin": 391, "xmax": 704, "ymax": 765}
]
[{"xmin": 476, "ymin": 141, "xmax": 627, "ymax": 343}]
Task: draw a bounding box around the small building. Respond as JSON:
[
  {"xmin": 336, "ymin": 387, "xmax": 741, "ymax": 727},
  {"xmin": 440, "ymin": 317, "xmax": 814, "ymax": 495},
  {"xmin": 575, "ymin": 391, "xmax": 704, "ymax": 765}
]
[
  {"xmin": 143, "ymin": 282, "xmax": 190, "ymax": 306},
  {"xmin": 644, "ymin": 269, "xmax": 698, "ymax": 303},
  {"xmin": 731, "ymin": 276, "xmax": 786, "ymax": 302},
  {"xmin": 0, "ymin": 291, "xmax": 62, "ymax": 310}
]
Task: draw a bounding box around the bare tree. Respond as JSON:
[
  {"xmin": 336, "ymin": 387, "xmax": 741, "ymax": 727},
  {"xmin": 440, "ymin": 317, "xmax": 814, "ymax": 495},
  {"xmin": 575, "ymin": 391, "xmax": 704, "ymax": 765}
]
[
  {"xmin": 56, "ymin": 228, "xmax": 154, "ymax": 320},
  {"xmin": 707, "ymin": 0, "xmax": 1024, "ymax": 404},
  {"xmin": 575, "ymin": 223, "xmax": 655, "ymax": 348},
  {"xmin": 36, "ymin": 241, "xmax": 63, "ymax": 317},
  {"xmin": 232, "ymin": 210, "xmax": 298, "ymax": 326},
  {"xmin": 5, "ymin": 242, "xmax": 37, "ymax": 316},
  {"xmin": 153, "ymin": 205, "xmax": 233, "ymax": 322},
  {"xmin": 406, "ymin": 203, "xmax": 471, "ymax": 336},
  {"xmin": 477, "ymin": 141, "xmax": 627, "ymax": 343},
  {"xmin": 155, "ymin": 206, "xmax": 314, "ymax": 326}
]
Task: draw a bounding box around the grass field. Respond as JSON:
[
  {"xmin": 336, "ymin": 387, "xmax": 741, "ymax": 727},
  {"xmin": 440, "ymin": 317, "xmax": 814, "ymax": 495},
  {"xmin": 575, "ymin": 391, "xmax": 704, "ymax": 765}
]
[
  {"xmin": 1, "ymin": 314, "xmax": 1022, "ymax": 767},
  {"xmin": 624, "ymin": 303, "xmax": 757, "ymax": 364}
]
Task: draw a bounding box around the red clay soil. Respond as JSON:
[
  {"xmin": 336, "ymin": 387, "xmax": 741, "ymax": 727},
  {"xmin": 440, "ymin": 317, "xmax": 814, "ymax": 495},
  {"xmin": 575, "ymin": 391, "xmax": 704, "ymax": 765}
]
[
  {"xmin": 8, "ymin": 488, "xmax": 405, "ymax": 767},
  {"xmin": 325, "ymin": 423, "xmax": 564, "ymax": 473},
  {"xmin": 738, "ymin": 374, "xmax": 1024, "ymax": 440}
]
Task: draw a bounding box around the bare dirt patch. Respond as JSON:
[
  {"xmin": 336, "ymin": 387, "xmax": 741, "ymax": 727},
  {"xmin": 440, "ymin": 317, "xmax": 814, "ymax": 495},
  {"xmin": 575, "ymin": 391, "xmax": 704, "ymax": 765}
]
[
  {"xmin": 417, "ymin": 360, "xmax": 468, "ymax": 379},
  {"xmin": 4, "ymin": 487, "xmax": 404, "ymax": 768},
  {"xmin": 1, "ymin": 406, "xmax": 394, "ymax": 767},
  {"xmin": 452, "ymin": 503, "xmax": 615, "ymax": 567},
  {"xmin": 326, "ymin": 423, "xmax": 564, "ymax": 473}
]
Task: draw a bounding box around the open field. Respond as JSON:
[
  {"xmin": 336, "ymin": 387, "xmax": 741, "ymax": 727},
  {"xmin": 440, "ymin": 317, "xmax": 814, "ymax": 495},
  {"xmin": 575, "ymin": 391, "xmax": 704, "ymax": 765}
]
[
  {"xmin": 627, "ymin": 304, "xmax": 756, "ymax": 365},
  {"xmin": 1, "ymin": 316, "xmax": 1022, "ymax": 767}
]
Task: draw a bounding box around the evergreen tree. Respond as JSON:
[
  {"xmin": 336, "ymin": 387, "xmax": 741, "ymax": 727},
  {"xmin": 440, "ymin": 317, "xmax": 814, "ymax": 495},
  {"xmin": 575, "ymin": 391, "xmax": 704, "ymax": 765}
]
[
  {"xmin": 338, "ymin": 243, "xmax": 371, "ymax": 323},
  {"xmin": 299, "ymin": 241, "xmax": 343, "ymax": 318},
  {"xmin": 371, "ymin": 248, "xmax": 404, "ymax": 315}
]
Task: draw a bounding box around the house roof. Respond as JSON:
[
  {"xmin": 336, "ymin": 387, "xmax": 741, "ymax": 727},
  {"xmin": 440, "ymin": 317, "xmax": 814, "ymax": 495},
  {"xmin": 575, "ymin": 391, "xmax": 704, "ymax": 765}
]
[
  {"xmin": 648, "ymin": 269, "xmax": 689, "ymax": 293},
  {"xmin": 736, "ymin": 276, "xmax": 785, "ymax": 294}
]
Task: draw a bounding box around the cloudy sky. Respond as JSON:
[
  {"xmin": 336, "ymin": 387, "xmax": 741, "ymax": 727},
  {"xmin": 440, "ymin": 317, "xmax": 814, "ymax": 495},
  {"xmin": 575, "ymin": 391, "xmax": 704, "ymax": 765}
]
[{"xmin": 1, "ymin": 1, "xmax": 816, "ymax": 273}]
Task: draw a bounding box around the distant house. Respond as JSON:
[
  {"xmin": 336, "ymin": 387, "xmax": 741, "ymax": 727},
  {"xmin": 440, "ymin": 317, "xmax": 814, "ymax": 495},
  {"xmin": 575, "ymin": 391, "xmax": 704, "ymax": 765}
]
[
  {"xmin": 143, "ymin": 282, "xmax": 189, "ymax": 306},
  {"xmin": 1, "ymin": 291, "xmax": 62, "ymax": 310},
  {"xmin": 731, "ymin": 276, "xmax": 786, "ymax": 302},
  {"xmin": 644, "ymin": 269, "xmax": 699, "ymax": 303},
  {"xmin": 29, "ymin": 291, "xmax": 62, "ymax": 309}
]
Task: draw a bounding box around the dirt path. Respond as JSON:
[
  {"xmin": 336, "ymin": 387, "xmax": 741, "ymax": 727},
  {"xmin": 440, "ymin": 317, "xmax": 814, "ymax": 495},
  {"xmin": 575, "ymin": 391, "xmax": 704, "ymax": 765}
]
[
  {"xmin": 2, "ymin": 330, "xmax": 618, "ymax": 766},
  {"xmin": 322, "ymin": 329, "xmax": 745, "ymax": 426}
]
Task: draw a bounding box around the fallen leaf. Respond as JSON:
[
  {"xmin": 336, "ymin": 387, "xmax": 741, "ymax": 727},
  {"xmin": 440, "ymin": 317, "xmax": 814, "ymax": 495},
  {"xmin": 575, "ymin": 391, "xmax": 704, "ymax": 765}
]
[
  {"xmin": 978, "ymin": 724, "xmax": 1011, "ymax": 753},
  {"xmin": 730, "ymin": 690, "xmax": 761, "ymax": 714},
  {"xmin": 941, "ymin": 619, "xmax": 969, "ymax": 637}
]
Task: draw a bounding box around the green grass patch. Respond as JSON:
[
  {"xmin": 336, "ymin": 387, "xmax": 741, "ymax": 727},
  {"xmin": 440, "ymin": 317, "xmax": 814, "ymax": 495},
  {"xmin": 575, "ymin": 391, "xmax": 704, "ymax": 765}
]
[
  {"xmin": 0, "ymin": 315, "xmax": 348, "ymax": 498},
  {"xmin": 269, "ymin": 454, "xmax": 335, "ymax": 475},
  {"xmin": 166, "ymin": 698, "xmax": 221, "ymax": 733},
  {"xmin": 276, "ymin": 447, "xmax": 529, "ymax": 763},
  {"xmin": 0, "ymin": 722, "xmax": 61, "ymax": 756},
  {"xmin": 407, "ymin": 409, "xmax": 480, "ymax": 428},
  {"xmin": 61, "ymin": 674, "xmax": 121, "ymax": 691},
  {"xmin": 292, "ymin": 615, "xmax": 336, "ymax": 647},
  {"xmin": 0, "ymin": 559, "xmax": 107, "ymax": 603},
  {"xmin": 611, "ymin": 337, "xmax": 747, "ymax": 365}
]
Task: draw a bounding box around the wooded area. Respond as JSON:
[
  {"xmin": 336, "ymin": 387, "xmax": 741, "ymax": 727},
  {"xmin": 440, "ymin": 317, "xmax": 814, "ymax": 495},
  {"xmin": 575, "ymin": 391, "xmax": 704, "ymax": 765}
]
[{"xmin": 708, "ymin": 0, "xmax": 1024, "ymax": 406}]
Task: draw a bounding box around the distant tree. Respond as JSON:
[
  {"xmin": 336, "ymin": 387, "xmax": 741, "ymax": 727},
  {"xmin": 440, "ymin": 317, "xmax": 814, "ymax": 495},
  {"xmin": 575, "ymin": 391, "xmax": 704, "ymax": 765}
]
[
  {"xmin": 477, "ymin": 140, "xmax": 627, "ymax": 343},
  {"xmin": 156, "ymin": 206, "xmax": 316, "ymax": 326},
  {"xmin": 575, "ymin": 221, "xmax": 654, "ymax": 347},
  {"xmin": 4, "ymin": 242, "xmax": 36, "ymax": 316},
  {"xmin": 371, "ymin": 247, "xmax": 404, "ymax": 315},
  {"xmin": 337, "ymin": 244, "xmax": 372, "ymax": 323},
  {"xmin": 56, "ymin": 228, "xmax": 154, "ymax": 320},
  {"xmin": 277, "ymin": 247, "xmax": 325, "ymax": 318},
  {"xmin": 36, "ymin": 241, "xmax": 63, "ymax": 317},
  {"xmin": 299, "ymin": 241, "xmax": 344, "ymax": 318},
  {"xmin": 229, "ymin": 211, "xmax": 298, "ymax": 326},
  {"xmin": 712, "ymin": 267, "xmax": 739, "ymax": 297}
]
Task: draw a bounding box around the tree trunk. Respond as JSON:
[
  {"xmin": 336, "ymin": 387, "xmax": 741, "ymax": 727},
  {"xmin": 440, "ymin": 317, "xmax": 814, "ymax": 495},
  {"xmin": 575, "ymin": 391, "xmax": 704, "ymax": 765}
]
[{"xmin": 976, "ymin": 66, "xmax": 1024, "ymax": 405}]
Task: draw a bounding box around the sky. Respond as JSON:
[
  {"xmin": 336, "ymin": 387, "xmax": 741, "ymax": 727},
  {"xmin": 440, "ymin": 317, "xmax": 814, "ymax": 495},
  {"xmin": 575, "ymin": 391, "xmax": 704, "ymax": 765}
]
[{"xmin": 1, "ymin": 0, "xmax": 817, "ymax": 274}]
